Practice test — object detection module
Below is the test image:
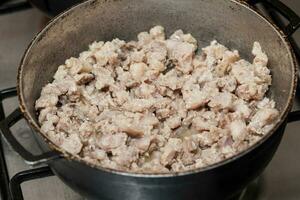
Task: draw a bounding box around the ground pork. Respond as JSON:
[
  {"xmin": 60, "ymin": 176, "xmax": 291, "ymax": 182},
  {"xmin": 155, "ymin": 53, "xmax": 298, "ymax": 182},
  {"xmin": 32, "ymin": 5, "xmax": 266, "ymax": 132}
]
[{"xmin": 36, "ymin": 26, "xmax": 279, "ymax": 173}]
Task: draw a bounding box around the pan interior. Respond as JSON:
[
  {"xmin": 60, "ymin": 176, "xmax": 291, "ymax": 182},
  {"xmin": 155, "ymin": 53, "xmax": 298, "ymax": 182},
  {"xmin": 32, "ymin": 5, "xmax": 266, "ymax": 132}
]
[{"xmin": 19, "ymin": 0, "xmax": 295, "ymax": 168}]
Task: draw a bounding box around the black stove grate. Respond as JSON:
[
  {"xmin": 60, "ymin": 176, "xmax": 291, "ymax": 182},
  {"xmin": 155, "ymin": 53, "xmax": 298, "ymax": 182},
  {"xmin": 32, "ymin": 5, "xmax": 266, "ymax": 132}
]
[
  {"xmin": 0, "ymin": 1, "xmax": 299, "ymax": 200},
  {"xmin": 0, "ymin": 87, "xmax": 18, "ymax": 200},
  {"xmin": 0, "ymin": 88, "xmax": 55, "ymax": 200},
  {"xmin": 10, "ymin": 167, "xmax": 54, "ymax": 200}
]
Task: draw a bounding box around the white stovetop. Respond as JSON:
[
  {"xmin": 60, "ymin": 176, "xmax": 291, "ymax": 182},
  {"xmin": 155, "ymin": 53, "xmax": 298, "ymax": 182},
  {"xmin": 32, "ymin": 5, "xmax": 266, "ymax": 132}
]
[{"xmin": 0, "ymin": 1, "xmax": 300, "ymax": 199}]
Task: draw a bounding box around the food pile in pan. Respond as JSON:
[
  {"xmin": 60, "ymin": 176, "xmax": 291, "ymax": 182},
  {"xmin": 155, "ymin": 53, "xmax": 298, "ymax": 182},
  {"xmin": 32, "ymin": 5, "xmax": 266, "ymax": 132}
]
[{"xmin": 35, "ymin": 26, "xmax": 279, "ymax": 172}]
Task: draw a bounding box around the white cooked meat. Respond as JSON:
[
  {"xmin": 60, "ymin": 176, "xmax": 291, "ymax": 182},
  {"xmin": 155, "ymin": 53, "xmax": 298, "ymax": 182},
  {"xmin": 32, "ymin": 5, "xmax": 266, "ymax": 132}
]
[{"xmin": 36, "ymin": 26, "xmax": 279, "ymax": 173}]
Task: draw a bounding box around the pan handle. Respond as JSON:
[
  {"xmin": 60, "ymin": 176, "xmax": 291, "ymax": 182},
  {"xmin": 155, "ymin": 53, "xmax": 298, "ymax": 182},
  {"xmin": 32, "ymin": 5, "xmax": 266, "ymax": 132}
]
[
  {"xmin": 247, "ymin": 0, "xmax": 300, "ymax": 37},
  {"xmin": 0, "ymin": 88, "xmax": 61, "ymax": 166},
  {"xmin": 0, "ymin": 0, "xmax": 32, "ymax": 15},
  {"xmin": 287, "ymin": 110, "xmax": 300, "ymax": 123}
]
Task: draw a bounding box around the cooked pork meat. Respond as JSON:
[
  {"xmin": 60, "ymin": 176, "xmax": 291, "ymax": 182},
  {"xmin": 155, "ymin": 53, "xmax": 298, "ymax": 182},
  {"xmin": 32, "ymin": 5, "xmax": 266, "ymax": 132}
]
[{"xmin": 36, "ymin": 26, "xmax": 279, "ymax": 173}]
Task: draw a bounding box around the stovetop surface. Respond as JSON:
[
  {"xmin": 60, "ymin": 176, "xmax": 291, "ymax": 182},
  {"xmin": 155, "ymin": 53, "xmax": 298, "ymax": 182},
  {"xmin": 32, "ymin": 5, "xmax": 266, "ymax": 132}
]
[{"xmin": 0, "ymin": 1, "xmax": 300, "ymax": 199}]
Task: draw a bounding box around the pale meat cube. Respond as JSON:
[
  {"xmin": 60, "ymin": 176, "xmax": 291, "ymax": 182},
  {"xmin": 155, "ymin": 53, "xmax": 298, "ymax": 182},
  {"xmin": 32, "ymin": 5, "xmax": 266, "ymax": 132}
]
[
  {"xmin": 79, "ymin": 121, "xmax": 95, "ymax": 139},
  {"xmin": 156, "ymin": 107, "xmax": 173, "ymax": 119},
  {"xmin": 115, "ymin": 114, "xmax": 144, "ymax": 138},
  {"xmin": 140, "ymin": 113, "xmax": 160, "ymax": 127},
  {"xmin": 257, "ymin": 98, "xmax": 276, "ymax": 109},
  {"xmin": 65, "ymin": 57, "xmax": 93, "ymax": 75},
  {"xmin": 116, "ymin": 67, "xmax": 136, "ymax": 88},
  {"xmin": 251, "ymin": 43, "xmax": 271, "ymax": 85},
  {"xmin": 137, "ymin": 31, "xmax": 152, "ymax": 47},
  {"xmin": 192, "ymin": 54, "xmax": 207, "ymax": 68},
  {"xmin": 170, "ymin": 99, "xmax": 187, "ymax": 119},
  {"xmin": 131, "ymin": 136, "xmax": 152, "ymax": 153},
  {"xmin": 182, "ymin": 137, "xmax": 198, "ymax": 153},
  {"xmin": 208, "ymin": 92, "xmax": 235, "ymax": 110},
  {"xmin": 74, "ymin": 73, "xmax": 94, "ymax": 85},
  {"xmin": 79, "ymin": 50, "xmax": 96, "ymax": 65},
  {"xmin": 192, "ymin": 116, "xmax": 217, "ymax": 132},
  {"xmin": 166, "ymin": 39, "xmax": 195, "ymax": 74},
  {"xmin": 93, "ymin": 67, "xmax": 115, "ymax": 90},
  {"xmin": 165, "ymin": 115, "xmax": 181, "ymax": 129},
  {"xmin": 236, "ymin": 83, "xmax": 268, "ymax": 101},
  {"xmin": 129, "ymin": 62, "xmax": 147, "ymax": 81},
  {"xmin": 197, "ymin": 131, "xmax": 220, "ymax": 147},
  {"xmin": 38, "ymin": 107, "xmax": 57, "ymax": 124},
  {"xmin": 180, "ymin": 152, "xmax": 196, "ymax": 166},
  {"xmin": 129, "ymin": 50, "xmax": 145, "ymax": 63},
  {"xmin": 40, "ymin": 83, "xmax": 62, "ymax": 96},
  {"xmin": 157, "ymin": 69, "xmax": 185, "ymax": 90},
  {"xmin": 149, "ymin": 25, "xmax": 165, "ymax": 40},
  {"xmin": 192, "ymin": 67, "xmax": 214, "ymax": 84},
  {"xmin": 61, "ymin": 134, "xmax": 83, "ymax": 154},
  {"xmin": 53, "ymin": 65, "xmax": 68, "ymax": 81},
  {"xmin": 100, "ymin": 159, "xmax": 121, "ymax": 170},
  {"xmin": 254, "ymin": 66, "xmax": 271, "ymax": 85},
  {"xmin": 140, "ymin": 152, "xmax": 169, "ymax": 173},
  {"xmin": 202, "ymin": 40, "xmax": 227, "ymax": 68},
  {"xmin": 55, "ymin": 78, "xmax": 78, "ymax": 95},
  {"xmin": 94, "ymin": 39, "xmax": 125, "ymax": 66},
  {"xmin": 184, "ymin": 89, "xmax": 206, "ymax": 110},
  {"xmin": 214, "ymin": 50, "xmax": 239, "ymax": 76},
  {"xmin": 56, "ymin": 104, "xmax": 73, "ymax": 118},
  {"xmin": 217, "ymin": 76, "xmax": 237, "ymax": 92},
  {"xmin": 252, "ymin": 41, "xmax": 268, "ymax": 67},
  {"xmin": 248, "ymin": 108, "xmax": 279, "ymax": 134},
  {"xmin": 160, "ymin": 138, "xmax": 183, "ymax": 166},
  {"xmin": 35, "ymin": 94, "xmax": 58, "ymax": 110},
  {"xmin": 146, "ymin": 41, "xmax": 167, "ymax": 62},
  {"xmin": 111, "ymin": 145, "xmax": 139, "ymax": 167},
  {"xmin": 55, "ymin": 116, "xmax": 73, "ymax": 133},
  {"xmin": 96, "ymin": 94, "xmax": 116, "ymax": 111},
  {"xmin": 89, "ymin": 41, "xmax": 104, "ymax": 51},
  {"xmin": 233, "ymin": 99, "xmax": 252, "ymax": 119},
  {"xmin": 133, "ymin": 82, "xmax": 156, "ymax": 98},
  {"xmin": 229, "ymin": 120, "xmax": 248, "ymax": 142},
  {"xmin": 218, "ymin": 135, "xmax": 235, "ymax": 157},
  {"xmin": 89, "ymin": 148, "xmax": 107, "ymax": 161},
  {"xmin": 169, "ymin": 29, "xmax": 197, "ymax": 50},
  {"xmin": 96, "ymin": 120, "xmax": 119, "ymax": 135},
  {"xmin": 171, "ymin": 162, "xmax": 186, "ymax": 171},
  {"xmin": 86, "ymin": 105, "xmax": 100, "ymax": 121},
  {"xmin": 121, "ymin": 126, "xmax": 145, "ymax": 138},
  {"xmin": 97, "ymin": 132, "xmax": 128, "ymax": 151},
  {"xmin": 184, "ymin": 82, "xmax": 218, "ymax": 110},
  {"xmin": 181, "ymin": 110, "xmax": 201, "ymax": 126},
  {"xmin": 46, "ymin": 131, "xmax": 64, "ymax": 146},
  {"xmin": 45, "ymin": 113, "xmax": 59, "ymax": 124},
  {"xmin": 40, "ymin": 120, "xmax": 55, "ymax": 133},
  {"xmin": 122, "ymin": 98, "xmax": 155, "ymax": 113},
  {"xmin": 230, "ymin": 60, "xmax": 256, "ymax": 84},
  {"xmin": 113, "ymin": 90, "xmax": 130, "ymax": 105},
  {"xmin": 201, "ymin": 146, "xmax": 223, "ymax": 165}
]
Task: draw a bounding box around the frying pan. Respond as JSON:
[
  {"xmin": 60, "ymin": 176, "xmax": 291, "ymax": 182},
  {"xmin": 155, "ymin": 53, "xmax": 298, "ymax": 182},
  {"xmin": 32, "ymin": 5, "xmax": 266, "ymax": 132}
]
[{"xmin": 1, "ymin": 0, "xmax": 300, "ymax": 199}]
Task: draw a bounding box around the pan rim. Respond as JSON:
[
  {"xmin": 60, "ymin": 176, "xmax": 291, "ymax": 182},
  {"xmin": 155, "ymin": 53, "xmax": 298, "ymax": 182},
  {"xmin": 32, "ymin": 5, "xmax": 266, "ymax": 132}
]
[{"xmin": 17, "ymin": 0, "xmax": 298, "ymax": 178}]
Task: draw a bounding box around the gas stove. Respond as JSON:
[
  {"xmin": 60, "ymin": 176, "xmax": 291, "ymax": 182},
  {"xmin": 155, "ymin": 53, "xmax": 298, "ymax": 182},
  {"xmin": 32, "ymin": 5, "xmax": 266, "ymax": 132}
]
[{"xmin": 0, "ymin": 1, "xmax": 300, "ymax": 200}]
